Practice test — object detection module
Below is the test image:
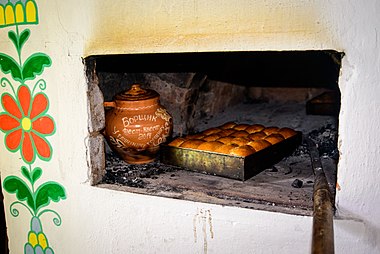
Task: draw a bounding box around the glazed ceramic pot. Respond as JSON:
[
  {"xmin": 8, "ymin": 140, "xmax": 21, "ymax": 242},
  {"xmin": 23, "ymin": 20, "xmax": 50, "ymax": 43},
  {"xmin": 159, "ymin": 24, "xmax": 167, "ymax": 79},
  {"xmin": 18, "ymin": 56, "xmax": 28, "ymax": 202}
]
[{"xmin": 103, "ymin": 84, "xmax": 173, "ymax": 164}]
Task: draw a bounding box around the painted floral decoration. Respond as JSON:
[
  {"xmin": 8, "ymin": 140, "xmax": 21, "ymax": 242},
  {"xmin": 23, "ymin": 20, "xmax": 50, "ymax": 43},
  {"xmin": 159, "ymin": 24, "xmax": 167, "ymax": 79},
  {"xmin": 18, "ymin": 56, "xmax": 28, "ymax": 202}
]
[
  {"xmin": 0, "ymin": 84, "xmax": 55, "ymax": 164},
  {"xmin": 0, "ymin": 0, "xmax": 66, "ymax": 253},
  {"xmin": 0, "ymin": 0, "xmax": 38, "ymax": 28},
  {"xmin": 25, "ymin": 217, "xmax": 54, "ymax": 254}
]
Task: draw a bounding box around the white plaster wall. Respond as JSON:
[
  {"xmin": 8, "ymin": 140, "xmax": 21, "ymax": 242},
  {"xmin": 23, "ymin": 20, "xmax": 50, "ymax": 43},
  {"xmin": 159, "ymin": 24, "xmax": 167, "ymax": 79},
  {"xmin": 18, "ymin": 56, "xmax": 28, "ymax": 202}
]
[{"xmin": 1, "ymin": 0, "xmax": 380, "ymax": 253}]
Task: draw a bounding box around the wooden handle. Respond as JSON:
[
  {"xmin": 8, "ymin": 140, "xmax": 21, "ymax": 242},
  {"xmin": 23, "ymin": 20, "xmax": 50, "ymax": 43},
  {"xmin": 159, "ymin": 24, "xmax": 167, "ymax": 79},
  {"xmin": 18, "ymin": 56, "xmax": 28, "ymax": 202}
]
[{"xmin": 103, "ymin": 101, "xmax": 116, "ymax": 108}]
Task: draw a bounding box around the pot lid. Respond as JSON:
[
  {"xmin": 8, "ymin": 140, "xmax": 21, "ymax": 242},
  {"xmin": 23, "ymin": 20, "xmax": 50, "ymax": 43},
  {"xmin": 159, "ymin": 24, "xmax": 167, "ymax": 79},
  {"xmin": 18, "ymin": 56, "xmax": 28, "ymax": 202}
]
[{"xmin": 115, "ymin": 84, "xmax": 159, "ymax": 101}]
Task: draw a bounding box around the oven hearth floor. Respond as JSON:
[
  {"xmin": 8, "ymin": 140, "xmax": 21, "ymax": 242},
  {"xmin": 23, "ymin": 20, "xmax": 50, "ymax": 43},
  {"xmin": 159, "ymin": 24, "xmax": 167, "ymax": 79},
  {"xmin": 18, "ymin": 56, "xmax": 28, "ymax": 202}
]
[{"xmin": 98, "ymin": 102, "xmax": 338, "ymax": 216}]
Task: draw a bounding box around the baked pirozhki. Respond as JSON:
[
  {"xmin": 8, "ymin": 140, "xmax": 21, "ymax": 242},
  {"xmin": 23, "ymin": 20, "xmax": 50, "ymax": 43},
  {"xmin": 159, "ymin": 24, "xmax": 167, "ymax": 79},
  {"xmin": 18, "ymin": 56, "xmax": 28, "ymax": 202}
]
[{"xmin": 168, "ymin": 122, "xmax": 298, "ymax": 157}]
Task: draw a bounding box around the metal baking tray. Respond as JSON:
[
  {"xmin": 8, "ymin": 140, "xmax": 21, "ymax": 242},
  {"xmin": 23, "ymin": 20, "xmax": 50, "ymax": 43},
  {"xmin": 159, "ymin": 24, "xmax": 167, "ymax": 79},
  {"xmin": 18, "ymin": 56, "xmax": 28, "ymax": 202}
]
[
  {"xmin": 160, "ymin": 131, "xmax": 302, "ymax": 181},
  {"xmin": 306, "ymin": 91, "xmax": 340, "ymax": 116}
]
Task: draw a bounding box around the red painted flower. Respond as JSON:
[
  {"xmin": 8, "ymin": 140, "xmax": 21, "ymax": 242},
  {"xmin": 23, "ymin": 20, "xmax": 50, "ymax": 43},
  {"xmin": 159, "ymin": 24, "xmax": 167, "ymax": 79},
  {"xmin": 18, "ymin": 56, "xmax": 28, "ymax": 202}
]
[{"xmin": 0, "ymin": 85, "xmax": 55, "ymax": 164}]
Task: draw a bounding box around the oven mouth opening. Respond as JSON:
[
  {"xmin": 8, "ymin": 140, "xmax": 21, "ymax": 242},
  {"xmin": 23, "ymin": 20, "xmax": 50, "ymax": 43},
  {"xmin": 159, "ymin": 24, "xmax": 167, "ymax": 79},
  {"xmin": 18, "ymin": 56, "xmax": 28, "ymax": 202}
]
[{"xmin": 85, "ymin": 50, "xmax": 343, "ymax": 216}]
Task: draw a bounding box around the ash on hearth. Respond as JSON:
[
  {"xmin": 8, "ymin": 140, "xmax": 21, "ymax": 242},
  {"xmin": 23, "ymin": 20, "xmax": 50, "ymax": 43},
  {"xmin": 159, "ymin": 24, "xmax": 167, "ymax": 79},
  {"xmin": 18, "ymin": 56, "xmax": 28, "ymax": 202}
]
[
  {"xmin": 102, "ymin": 152, "xmax": 179, "ymax": 188},
  {"xmin": 308, "ymin": 124, "xmax": 338, "ymax": 160},
  {"xmin": 290, "ymin": 124, "xmax": 338, "ymax": 160}
]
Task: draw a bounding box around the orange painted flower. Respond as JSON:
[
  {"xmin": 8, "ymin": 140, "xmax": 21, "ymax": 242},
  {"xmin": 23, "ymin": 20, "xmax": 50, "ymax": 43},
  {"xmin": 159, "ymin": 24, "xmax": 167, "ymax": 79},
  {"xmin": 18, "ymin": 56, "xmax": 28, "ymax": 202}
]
[{"xmin": 0, "ymin": 85, "xmax": 55, "ymax": 164}]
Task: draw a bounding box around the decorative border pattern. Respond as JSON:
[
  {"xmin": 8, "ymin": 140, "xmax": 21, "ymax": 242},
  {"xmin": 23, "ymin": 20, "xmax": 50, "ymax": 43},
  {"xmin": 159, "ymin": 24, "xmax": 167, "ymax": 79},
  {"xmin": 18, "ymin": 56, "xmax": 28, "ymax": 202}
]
[{"xmin": 0, "ymin": 1, "xmax": 66, "ymax": 253}]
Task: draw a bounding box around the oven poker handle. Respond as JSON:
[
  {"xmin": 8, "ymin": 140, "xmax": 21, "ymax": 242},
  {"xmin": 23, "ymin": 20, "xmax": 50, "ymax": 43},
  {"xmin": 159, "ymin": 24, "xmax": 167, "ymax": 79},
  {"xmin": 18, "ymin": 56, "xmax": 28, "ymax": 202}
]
[
  {"xmin": 304, "ymin": 136, "xmax": 335, "ymax": 254},
  {"xmin": 304, "ymin": 137, "xmax": 323, "ymax": 175},
  {"xmin": 304, "ymin": 136, "xmax": 332, "ymax": 196}
]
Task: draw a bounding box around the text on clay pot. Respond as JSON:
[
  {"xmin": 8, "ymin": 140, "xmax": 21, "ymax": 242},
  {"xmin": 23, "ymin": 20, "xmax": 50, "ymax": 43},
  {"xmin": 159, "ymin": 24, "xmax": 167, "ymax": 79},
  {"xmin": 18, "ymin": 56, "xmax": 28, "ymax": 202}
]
[{"xmin": 122, "ymin": 114, "xmax": 158, "ymax": 127}]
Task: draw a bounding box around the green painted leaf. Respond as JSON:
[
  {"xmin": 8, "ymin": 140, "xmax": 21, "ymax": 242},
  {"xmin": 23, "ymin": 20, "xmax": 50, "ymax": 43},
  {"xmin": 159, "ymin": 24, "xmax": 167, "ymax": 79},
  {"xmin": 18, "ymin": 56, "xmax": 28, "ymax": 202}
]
[
  {"xmin": 19, "ymin": 29, "xmax": 31, "ymax": 50},
  {"xmin": 8, "ymin": 31, "xmax": 18, "ymax": 50},
  {"xmin": 35, "ymin": 182, "xmax": 66, "ymax": 212},
  {"xmin": 3, "ymin": 176, "xmax": 35, "ymax": 212},
  {"xmin": 21, "ymin": 166, "xmax": 32, "ymax": 183},
  {"xmin": 0, "ymin": 53, "xmax": 22, "ymax": 81},
  {"xmin": 22, "ymin": 53, "xmax": 52, "ymax": 81},
  {"xmin": 32, "ymin": 167, "xmax": 42, "ymax": 183}
]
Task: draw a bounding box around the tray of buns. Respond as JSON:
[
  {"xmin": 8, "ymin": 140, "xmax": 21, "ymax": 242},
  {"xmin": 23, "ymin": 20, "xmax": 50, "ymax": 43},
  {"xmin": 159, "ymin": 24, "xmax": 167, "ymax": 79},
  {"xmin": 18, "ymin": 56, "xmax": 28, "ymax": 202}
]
[{"xmin": 160, "ymin": 122, "xmax": 302, "ymax": 181}]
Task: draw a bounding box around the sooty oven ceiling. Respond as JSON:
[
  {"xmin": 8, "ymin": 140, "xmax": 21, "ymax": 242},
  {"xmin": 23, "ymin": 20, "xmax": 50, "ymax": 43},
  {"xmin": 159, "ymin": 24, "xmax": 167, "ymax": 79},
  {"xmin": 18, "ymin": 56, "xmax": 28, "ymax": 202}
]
[
  {"xmin": 94, "ymin": 50, "xmax": 343, "ymax": 88},
  {"xmin": 89, "ymin": 50, "xmax": 342, "ymax": 216}
]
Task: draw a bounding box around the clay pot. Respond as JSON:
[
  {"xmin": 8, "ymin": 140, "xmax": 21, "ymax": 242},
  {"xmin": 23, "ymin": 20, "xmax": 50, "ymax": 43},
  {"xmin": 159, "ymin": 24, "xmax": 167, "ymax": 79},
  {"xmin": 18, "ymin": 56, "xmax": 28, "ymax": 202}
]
[{"xmin": 103, "ymin": 84, "xmax": 173, "ymax": 164}]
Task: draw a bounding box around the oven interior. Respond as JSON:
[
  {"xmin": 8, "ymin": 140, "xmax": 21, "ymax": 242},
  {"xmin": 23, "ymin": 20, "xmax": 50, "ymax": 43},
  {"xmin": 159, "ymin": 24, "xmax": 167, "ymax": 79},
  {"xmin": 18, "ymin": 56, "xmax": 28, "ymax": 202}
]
[{"xmin": 86, "ymin": 50, "xmax": 342, "ymax": 216}]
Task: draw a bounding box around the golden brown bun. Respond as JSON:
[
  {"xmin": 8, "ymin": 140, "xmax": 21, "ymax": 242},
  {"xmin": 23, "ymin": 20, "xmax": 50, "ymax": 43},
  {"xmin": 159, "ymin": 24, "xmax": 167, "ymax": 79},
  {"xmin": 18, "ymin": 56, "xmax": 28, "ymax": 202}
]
[
  {"xmin": 203, "ymin": 134, "xmax": 222, "ymax": 142},
  {"xmin": 216, "ymin": 136, "xmax": 234, "ymax": 144},
  {"xmin": 278, "ymin": 127, "xmax": 297, "ymax": 139},
  {"xmin": 230, "ymin": 137, "xmax": 250, "ymax": 146},
  {"xmin": 262, "ymin": 127, "xmax": 279, "ymax": 135},
  {"xmin": 245, "ymin": 124, "xmax": 265, "ymax": 134},
  {"xmin": 186, "ymin": 133, "xmax": 205, "ymax": 140},
  {"xmin": 248, "ymin": 131, "xmax": 267, "ymax": 141},
  {"xmin": 168, "ymin": 137, "xmax": 186, "ymax": 147},
  {"xmin": 215, "ymin": 144, "xmax": 238, "ymax": 154},
  {"xmin": 197, "ymin": 141, "xmax": 223, "ymax": 152},
  {"xmin": 233, "ymin": 124, "xmax": 251, "ymax": 131},
  {"xmin": 229, "ymin": 130, "xmax": 249, "ymax": 138},
  {"xmin": 179, "ymin": 124, "xmax": 297, "ymax": 155},
  {"xmin": 219, "ymin": 122, "xmax": 237, "ymax": 129},
  {"xmin": 230, "ymin": 145, "xmax": 255, "ymax": 157},
  {"xmin": 264, "ymin": 134, "xmax": 285, "ymax": 145},
  {"xmin": 202, "ymin": 127, "xmax": 222, "ymax": 135},
  {"xmin": 218, "ymin": 129, "xmax": 236, "ymax": 136},
  {"xmin": 180, "ymin": 139, "xmax": 204, "ymax": 149},
  {"xmin": 247, "ymin": 140, "xmax": 272, "ymax": 151}
]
